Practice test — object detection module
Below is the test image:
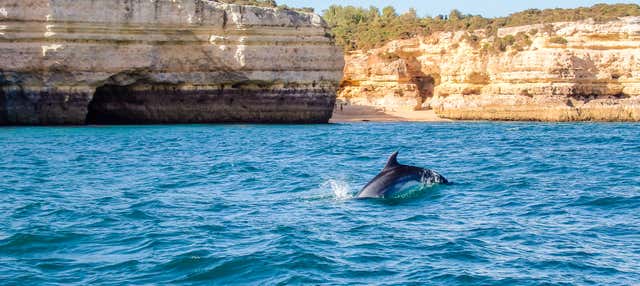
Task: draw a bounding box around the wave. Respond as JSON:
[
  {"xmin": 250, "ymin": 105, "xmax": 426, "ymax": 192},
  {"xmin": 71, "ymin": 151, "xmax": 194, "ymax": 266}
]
[
  {"xmin": 570, "ymin": 195, "xmax": 640, "ymax": 208},
  {"xmin": 0, "ymin": 232, "xmax": 88, "ymax": 255}
]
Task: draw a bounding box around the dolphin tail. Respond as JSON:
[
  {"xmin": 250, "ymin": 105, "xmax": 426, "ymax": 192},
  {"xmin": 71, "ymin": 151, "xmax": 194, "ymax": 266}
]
[{"xmin": 384, "ymin": 151, "xmax": 401, "ymax": 170}]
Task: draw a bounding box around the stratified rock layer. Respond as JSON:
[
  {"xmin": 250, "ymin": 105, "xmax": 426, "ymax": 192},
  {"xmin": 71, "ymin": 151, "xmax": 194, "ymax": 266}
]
[
  {"xmin": 339, "ymin": 17, "xmax": 640, "ymax": 121},
  {"xmin": 0, "ymin": 0, "xmax": 343, "ymax": 125}
]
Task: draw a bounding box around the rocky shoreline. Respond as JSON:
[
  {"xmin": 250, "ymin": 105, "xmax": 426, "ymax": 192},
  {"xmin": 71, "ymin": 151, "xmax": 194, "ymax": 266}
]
[
  {"xmin": 0, "ymin": 0, "xmax": 343, "ymax": 125},
  {"xmin": 339, "ymin": 17, "xmax": 640, "ymax": 122}
]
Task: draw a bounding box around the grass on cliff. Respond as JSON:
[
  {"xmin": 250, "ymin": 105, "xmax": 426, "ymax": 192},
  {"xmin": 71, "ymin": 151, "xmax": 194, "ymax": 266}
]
[
  {"xmin": 216, "ymin": 0, "xmax": 314, "ymax": 13},
  {"xmin": 323, "ymin": 3, "xmax": 640, "ymax": 51}
]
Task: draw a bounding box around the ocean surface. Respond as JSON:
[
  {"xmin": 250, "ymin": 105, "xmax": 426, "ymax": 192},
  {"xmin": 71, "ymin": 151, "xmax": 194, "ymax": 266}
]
[{"xmin": 1, "ymin": 123, "xmax": 639, "ymax": 285}]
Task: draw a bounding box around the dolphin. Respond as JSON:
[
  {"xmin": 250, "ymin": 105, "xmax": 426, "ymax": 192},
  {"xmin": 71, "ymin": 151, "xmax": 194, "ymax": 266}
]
[{"xmin": 356, "ymin": 151, "xmax": 449, "ymax": 199}]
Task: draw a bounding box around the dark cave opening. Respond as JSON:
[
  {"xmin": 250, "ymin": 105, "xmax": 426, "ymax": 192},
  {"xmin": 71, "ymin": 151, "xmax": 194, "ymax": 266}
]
[
  {"xmin": 86, "ymin": 84, "xmax": 139, "ymax": 124},
  {"xmin": 413, "ymin": 75, "xmax": 436, "ymax": 109},
  {"xmin": 414, "ymin": 76, "xmax": 435, "ymax": 98},
  {"xmin": 85, "ymin": 81, "xmax": 336, "ymax": 124},
  {"xmin": 0, "ymin": 86, "xmax": 6, "ymax": 125}
]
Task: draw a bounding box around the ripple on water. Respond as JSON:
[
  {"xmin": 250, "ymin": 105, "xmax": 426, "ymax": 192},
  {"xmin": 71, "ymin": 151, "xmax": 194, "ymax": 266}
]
[
  {"xmin": 570, "ymin": 195, "xmax": 640, "ymax": 209},
  {"xmin": 0, "ymin": 232, "xmax": 89, "ymax": 255},
  {"xmin": 0, "ymin": 123, "xmax": 639, "ymax": 284}
]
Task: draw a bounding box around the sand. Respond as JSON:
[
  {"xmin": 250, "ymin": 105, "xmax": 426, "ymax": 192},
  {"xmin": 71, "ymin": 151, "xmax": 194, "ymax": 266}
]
[{"xmin": 329, "ymin": 105, "xmax": 451, "ymax": 123}]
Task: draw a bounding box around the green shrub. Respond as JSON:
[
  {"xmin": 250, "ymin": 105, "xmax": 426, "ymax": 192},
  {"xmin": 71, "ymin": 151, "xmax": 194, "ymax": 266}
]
[
  {"xmin": 549, "ymin": 36, "xmax": 568, "ymax": 44},
  {"xmin": 461, "ymin": 33, "xmax": 482, "ymax": 48},
  {"xmin": 493, "ymin": 35, "xmax": 516, "ymax": 52},
  {"xmin": 219, "ymin": 1, "xmax": 313, "ymax": 13},
  {"xmin": 219, "ymin": 0, "xmax": 277, "ymax": 8}
]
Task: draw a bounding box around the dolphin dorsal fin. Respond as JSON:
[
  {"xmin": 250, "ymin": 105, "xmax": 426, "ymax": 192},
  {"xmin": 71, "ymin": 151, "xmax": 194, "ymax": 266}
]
[{"xmin": 384, "ymin": 151, "xmax": 401, "ymax": 170}]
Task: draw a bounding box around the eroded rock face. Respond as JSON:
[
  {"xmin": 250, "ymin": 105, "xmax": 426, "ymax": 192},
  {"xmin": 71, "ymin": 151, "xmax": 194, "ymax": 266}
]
[
  {"xmin": 339, "ymin": 17, "xmax": 640, "ymax": 121},
  {"xmin": 0, "ymin": 0, "xmax": 343, "ymax": 125}
]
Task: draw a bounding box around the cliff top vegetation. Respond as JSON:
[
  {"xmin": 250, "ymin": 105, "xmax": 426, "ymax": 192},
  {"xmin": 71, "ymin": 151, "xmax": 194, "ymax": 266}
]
[
  {"xmin": 322, "ymin": 3, "xmax": 640, "ymax": 51},
  {"xmin": 216, "ymin": 0, "xmax": 314, "ymax": 13}
]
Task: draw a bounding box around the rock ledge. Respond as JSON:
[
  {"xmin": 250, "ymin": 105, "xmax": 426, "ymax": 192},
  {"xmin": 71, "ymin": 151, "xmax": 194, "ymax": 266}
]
[{"xmin": 0, "ymin": 0, "xmax": 344, "ymax": 125}]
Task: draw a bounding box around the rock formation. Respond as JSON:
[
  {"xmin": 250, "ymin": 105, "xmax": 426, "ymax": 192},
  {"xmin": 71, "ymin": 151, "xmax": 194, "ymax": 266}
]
[
  {"xmin": 0, "ymin": 0, "xmax": 343, "ymax": 125},
  {"xmin": 339, "ymin": 17, "xmax": 640, "ymax": 121}
]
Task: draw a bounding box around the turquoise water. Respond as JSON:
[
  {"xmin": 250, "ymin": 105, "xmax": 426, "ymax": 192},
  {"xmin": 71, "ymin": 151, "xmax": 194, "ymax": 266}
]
[{"xmin": 1, "ymin": 123, "xmax": 639, "ymax": 285}]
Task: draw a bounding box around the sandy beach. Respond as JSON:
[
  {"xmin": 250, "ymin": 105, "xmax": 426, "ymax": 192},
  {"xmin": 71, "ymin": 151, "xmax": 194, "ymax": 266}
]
[{"xmin": 330, "ymin": 105, "xmax": 451, "ymax": 123}]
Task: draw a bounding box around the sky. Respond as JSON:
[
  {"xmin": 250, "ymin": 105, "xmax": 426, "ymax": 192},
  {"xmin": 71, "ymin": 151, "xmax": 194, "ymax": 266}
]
[{"xmin": 277, "ymin": 0, "xmax": 639, "ymax": 18}]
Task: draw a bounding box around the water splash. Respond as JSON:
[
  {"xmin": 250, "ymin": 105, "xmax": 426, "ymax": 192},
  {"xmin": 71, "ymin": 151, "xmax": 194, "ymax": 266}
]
[{"xmin": 324, "ymin": 179, "xmax": 354, "ymax": 200}]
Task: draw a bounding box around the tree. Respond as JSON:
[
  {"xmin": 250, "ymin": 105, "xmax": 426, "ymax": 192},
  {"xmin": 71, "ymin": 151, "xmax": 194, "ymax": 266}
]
[
  {"xmin": 449, "ymin": 9, "xmax": 463, "ymax": 21},
  {"xmin": 382, "ymin": 6, "xmax": 397, "ymax": 19}
]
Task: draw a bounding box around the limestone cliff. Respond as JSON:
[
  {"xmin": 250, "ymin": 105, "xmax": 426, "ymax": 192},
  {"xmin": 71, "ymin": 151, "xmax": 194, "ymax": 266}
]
[
  {"xmin": 0, "ymin": 0, "xmax": 343, "ymax": 125},
  {"xmin": 339, "ymin": 17, "xmax": 640, "ymax": 121}
]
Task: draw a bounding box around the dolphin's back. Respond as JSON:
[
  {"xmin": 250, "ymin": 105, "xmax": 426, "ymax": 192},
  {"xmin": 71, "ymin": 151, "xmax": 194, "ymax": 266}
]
[{"xmin": 356, "ymin": 152, "xmax": 449, "ymax": 199}]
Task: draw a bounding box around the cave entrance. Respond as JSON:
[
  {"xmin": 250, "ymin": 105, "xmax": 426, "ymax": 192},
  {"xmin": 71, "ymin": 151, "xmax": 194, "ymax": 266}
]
[
  {"xmin": 0, "ymin": 86, "xmax": 6, "ymax": 125},
  {"xmin": 86, "ymin": 84, "xmax": 141, "ymax": 124},
  {"xmin": 413, "ymin": 76, "xmax": 435, "ymax": 109}
]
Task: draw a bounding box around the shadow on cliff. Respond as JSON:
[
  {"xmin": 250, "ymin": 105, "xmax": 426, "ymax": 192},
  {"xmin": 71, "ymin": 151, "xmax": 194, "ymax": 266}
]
[
  {"xmin": 404, "ymin": 57, "xmax": 436, "ymax": 110},
  {"xmin": 563, "ymin": 55, "xmax": 630, "ymax": 104}
]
